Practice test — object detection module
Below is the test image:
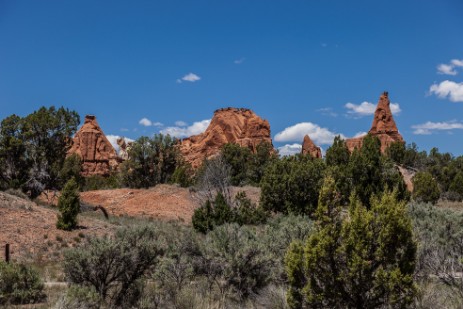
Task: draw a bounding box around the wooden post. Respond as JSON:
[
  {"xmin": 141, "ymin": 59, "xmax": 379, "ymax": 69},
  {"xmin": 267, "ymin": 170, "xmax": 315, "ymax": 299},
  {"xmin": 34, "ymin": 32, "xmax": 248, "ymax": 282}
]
[{"xmin": 5, "ymin": 244, "xmax": 10, "ymax": 263}]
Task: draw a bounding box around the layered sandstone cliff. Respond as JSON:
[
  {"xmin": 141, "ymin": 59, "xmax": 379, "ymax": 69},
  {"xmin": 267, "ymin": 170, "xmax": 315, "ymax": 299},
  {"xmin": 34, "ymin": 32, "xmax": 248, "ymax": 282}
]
[
  {"xmin": 68, "ymin": 115, "xmax": 118, "ymax": 176},
  {"xmin": 180, "ymin": 108, "xmax": 273, "ymax": 168},
  {"xmin": 346, "ymin": 92, "xmax": 404, "ymax": 152},
  {"xmin": 301, "ymin": 134, "xmax": 322, "ymax": 158}
]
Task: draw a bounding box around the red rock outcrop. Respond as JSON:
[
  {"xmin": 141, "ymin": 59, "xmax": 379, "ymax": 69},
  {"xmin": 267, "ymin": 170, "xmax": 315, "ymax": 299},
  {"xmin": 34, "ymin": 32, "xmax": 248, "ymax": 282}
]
[
  {"xmin": 301, "ymin": 134, "xmax": 322, "ymax": 158},
  {"xmin": 68, "ymin": 115, "xmax": 118, "ymax": 176},
  {"xmin": 346, "ymin": 92, "xmax": 404, "ymax": 152},
  {"xmin": 180, "ymin": 108, "xmax": 273, "ymax": 168}
]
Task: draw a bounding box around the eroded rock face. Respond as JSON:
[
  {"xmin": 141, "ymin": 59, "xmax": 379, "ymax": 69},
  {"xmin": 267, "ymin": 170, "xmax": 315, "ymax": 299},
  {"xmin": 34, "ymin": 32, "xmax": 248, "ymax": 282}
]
[
  {"xmin": 346, "ymin": 92, "xmax": 404, "ymax": 152},
  {"xmin": 301, "ymin": 134, "xmax": 322, "ymax": 158},
  {"xmin": 180, "ymin": 107, "xmax": 274, "ymax": 168},
  {"xmin": 117, "ymin": 137, "xmax": 129, "ymax": 161},
  {"xmin": 69, "ymin": 115, "xmax": 118, "ymax": 176}
]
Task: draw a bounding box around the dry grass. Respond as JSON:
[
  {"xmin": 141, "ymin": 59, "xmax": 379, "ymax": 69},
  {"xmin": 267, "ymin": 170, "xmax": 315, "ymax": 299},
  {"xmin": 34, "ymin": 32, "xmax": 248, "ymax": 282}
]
[{"xmin": 437, "ymin": 199, "xmax": 463, "ymax": 210}]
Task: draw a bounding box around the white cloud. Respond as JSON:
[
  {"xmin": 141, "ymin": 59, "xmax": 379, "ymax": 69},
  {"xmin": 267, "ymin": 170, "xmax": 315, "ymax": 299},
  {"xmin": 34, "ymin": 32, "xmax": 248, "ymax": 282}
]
[
  {"xmin": 274, "ymin": 122, "xmax": 344, "ymax": 145},
  {"xmin": 139, "ymin": 118, "xmax": 152, "ymax": 126},
  {"xmin": 437, "ymin": 64, "xmax": 457, "ymax": 76},
  {"xmin": 345, "ymin": 101, "xmax": 401, "ymax": 117},
  {"xmin": 345, "ymin": 101, "xmax": 375, "ymax": 116},
  {"xmin": 139, "ymin": 118, "xmax": 163, "ymax": 127},
  {"xmin": 161, "ymin": 119, "xmax": 211, "ymax": 138},
  {"xmin": 277, "ymin": 144, "xmax": 302, "ymax": 156},
  {"xmin": 177, "ymin": 73, "xmax": 201, "ymax": 83},
  {"xmin": 429, "ymin": 80, "xmax": 463, "ymax": 102},
  {"xmin": 106, "ymin": 135, "xmax": 135, "ymax": 154},
  {"xmin": 411, "ymin": 121, "xmax": 463, "ymax": 135},
  {"xmin": 317, "ymin": 107, "xmax": 338, "ymax": 117},
  {"xmin": 452, "ymin": 59, "xmax": 463, "ymax": 67},
  {"xmin": 353, "ymin": 131, "xmax": 368, "ymax": 138},
  {"xmin": 437, "ymin": 59, "xmax": 463, "ymax": 75},
  {"xmin": 277, "ymin": 143, "xmax": 326, "ymax": 157},
  {"xmin": 175, "ymin": 121, "xmax": 188, "ymax": 127},
  {"xmin": 234, "ymin": 58, "xmax": 245, "ymax": 64}
]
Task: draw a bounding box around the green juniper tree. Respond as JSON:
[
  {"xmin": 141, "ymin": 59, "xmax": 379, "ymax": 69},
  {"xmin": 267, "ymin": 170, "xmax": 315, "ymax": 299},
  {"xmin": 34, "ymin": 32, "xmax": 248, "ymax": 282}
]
[
  {"xmin": 260, "ymin": 155, "xmax": 325, "ymax": 215},
  {"xmin": 56, "ymin": 177, "xmax": 80, "ymax": 230},
  {"xmin": 325, "ymin": 135, "xmax": 351, "ymax": 205},
  {"xmin": 449, "ymin": 171, "xmax": 463, "ymax": 200},
  {"xmin": 286, "ymin": 176, "xmax": 417, "ymax": 308},
  {"xmin": 221, "ymin": 143, "xmax": 253, "ymax": 186},
  {"xmin": 348, "ymin": 134, "xmax": 383, "ymax": 207},
  {"xmin": 192, "ymin": 191, "xmax": 267, "ymax": 233},
  {"xmin": 412, "ymin": 171, "xmax": 440, "ymax": 204}
]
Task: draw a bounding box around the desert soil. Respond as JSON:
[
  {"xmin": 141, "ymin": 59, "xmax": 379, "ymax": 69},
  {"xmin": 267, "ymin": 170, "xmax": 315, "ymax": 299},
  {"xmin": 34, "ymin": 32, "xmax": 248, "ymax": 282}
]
[
  {"xmin": 0, "ymin": 192, "xmax": 113, "ymax": 263},
  {"xmin": 1, "ymin": 184, "xmax": 261, "ymax": 263}
]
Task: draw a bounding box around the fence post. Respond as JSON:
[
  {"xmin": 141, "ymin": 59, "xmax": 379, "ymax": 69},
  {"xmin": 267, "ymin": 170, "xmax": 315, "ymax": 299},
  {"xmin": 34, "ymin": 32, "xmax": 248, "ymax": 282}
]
[{"xmin": 5, "ymin": 244, "xmax": 10, "ymax": 263}]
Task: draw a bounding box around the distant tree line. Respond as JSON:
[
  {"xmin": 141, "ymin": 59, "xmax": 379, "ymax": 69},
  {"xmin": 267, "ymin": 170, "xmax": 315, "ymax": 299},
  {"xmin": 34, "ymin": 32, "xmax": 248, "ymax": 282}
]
[{"xmin": 1, "ymin": 107, "xmax": 460, "ymax": 209}]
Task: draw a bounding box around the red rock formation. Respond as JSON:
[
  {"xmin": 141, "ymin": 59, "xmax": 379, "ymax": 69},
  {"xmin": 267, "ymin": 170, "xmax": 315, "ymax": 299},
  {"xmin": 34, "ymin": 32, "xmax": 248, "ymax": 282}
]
[
  {"xmin": 301, "ymin": 134, "xmax": 322, "ymax": 158},
  {"xmin": 180, "ymin": 108, "xmax": 273, "ymax": 168},
  {"xmin": 68, "ymin": 115, "xmax": 118, "ymax": 176},
  {"xmin": 346, "ymin": 92, "xmax": 404, "ymax": 152},
  {"xmin": 117, "ymin": 137, "xmax": 129, "ymax": 160}
]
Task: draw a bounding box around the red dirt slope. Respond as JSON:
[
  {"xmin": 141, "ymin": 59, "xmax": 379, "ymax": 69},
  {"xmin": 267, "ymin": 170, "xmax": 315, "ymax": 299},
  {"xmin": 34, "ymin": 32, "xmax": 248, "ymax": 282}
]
[{"xmin": 0, "ymin": 192, "xmax": 113, "ymax": 263}]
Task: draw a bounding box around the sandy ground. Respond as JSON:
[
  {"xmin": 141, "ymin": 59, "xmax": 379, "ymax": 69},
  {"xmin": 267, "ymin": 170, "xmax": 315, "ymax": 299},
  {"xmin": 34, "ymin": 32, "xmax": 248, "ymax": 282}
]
[
  {"xmin": 0, "ymin": 192, "xmax": 113, "ymax": 263},
  {"xmin": 2, "ymin": 184, "xmax": 261, "ymax": 262},
  {"xmin": 398, "ymin": 165, "xmax": 415, "ymax": 192},
  {"xmin": 79, "ymin": 184, "xmax": 199, "ymax": 223},
  {"xmin": 79, "ymin": 184, "xmax": 261, "ymax": 223}
]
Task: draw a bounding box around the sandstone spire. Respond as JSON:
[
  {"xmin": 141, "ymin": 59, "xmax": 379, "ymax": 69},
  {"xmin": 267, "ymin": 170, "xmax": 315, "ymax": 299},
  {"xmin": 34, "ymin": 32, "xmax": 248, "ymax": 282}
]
[
  {"xmin": 301, "ymin": 134, "xmax": 322, "ymax": 158},
  {"xmin": 68, "ymin": 115, "xmax": 118, "ymax": 176},
  {"xmin": 369, "ymin": 91, "xmax": 400, "ymax": 135},
  {"xmin": 346, "ymin": 92, "xmax": 404, "ymax": 152},
  {"xmin": 180, "ymin": 107, "xmax": 274, "ymax": 168}
]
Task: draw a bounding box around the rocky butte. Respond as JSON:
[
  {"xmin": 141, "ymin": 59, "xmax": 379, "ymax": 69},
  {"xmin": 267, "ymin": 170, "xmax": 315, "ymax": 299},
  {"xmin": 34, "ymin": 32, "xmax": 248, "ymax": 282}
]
[
  {"xmin": 346, "ymin": 92, "xmax": 404, "ymax": 152},
  {"xmin": 180, "ymin": 107, "xmax": 274, "ymax": 168},
  {"xmin": 301, "ymin": 134, "xmax": 322, "ymax": 158},
  {"xmin": 68, "ymin": 115, "xmax": 119, "ymax": 176}
]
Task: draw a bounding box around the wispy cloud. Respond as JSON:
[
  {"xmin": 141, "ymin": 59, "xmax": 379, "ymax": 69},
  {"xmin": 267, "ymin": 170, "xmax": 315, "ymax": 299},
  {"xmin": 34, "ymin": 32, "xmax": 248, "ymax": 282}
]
[
  {"xmin": 453, "ymin": 59, "xmax": 463, "ymax": 67},
  {"xmin": 106, "ymin": 135, "xmax": 135, "ymax": 154},
  {"xmin": 277, "ymin": 143, "xmax": 302, "ymax": 156},
  {"xmin": 161, "ymin": 119, "xmax": 211, "ymax": 138},
  {"xmin": 174, "ymin": 121, "xmax": 188, "ymax": 127},
  {"xmin": 317, "ymin": 107, "xmax": 338, "ymax": 117},
  {"xmin": 274, "ymin": 122, "xmax": 344, "ymax": 145},
  {"xmin": 234, "ymin": 58, "xmax": 246, "ymax": 64},
  {"xmin": 412, "ymin": 121, "xmax": 463, "ymax": 135},
  {"xmin": 437, "ymin": 64, "xmax": 457, "ymax": 76},
  {"xmin": 345, "ymin": 101, "xmax": 401, "ymax": 117},
  {"xmin": 429, "ymin": 80, "xmax": 463, "ymax": 102},
  {"xmin": 177, "ymin": 73, "xmax": 201, "ymax": 83},
  {"xmin": 437, "ymin": 59, "xmax": 463, "ymax": 75},
  {"xmin": 138, "ymin": 118, "xmax": 163, "ymax": 127},
  {"xmin": 139, "ymin": 118, "xmax": 152, "ymax": 127},
  {"xmin": 353, "ymin": 131, "xmax": 368, "ymax": 138}
]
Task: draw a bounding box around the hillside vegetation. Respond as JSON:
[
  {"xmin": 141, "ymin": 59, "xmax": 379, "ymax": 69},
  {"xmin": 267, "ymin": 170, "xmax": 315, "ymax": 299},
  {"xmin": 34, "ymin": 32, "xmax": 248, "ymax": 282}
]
[{"xmin": 2, "ymin": 108, "xmax": 463, "ymax": 308}]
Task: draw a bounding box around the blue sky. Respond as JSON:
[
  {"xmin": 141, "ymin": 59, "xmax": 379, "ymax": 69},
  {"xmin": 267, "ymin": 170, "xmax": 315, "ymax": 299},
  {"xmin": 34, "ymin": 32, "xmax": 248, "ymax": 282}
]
[{"xmin": 1, "ymin": 0, "xmax": 463, "ymax": 155}]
